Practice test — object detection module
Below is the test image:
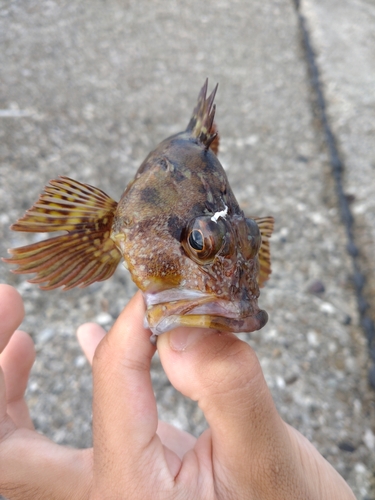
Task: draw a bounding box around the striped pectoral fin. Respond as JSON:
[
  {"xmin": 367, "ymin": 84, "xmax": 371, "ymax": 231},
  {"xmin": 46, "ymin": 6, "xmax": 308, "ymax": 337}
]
[
  {"xmin": 253, "ymin": 216, "xmax": 274, "ymax": 287},
  {"xmin": 3, "ymin": 176, "xmax": 122, "ymax": 290},
  {"xmin": 9, "ymin": 176, "xmax": 118, "ymax": 232}
]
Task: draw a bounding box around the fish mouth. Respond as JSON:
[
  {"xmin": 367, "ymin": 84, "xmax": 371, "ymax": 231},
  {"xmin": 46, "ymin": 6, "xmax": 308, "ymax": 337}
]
[{"xmin": 143, "ymin": 288, "xmax": 268, "ymax": 341}]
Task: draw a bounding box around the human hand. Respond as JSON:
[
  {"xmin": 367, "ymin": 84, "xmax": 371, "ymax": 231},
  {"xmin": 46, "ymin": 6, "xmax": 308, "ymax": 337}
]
[{"xmin": 0, "ymin": 284, "xmax": 355, "ymax": 499}]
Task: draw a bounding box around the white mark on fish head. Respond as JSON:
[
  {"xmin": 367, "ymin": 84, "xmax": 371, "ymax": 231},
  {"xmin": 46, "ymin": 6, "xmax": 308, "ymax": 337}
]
[{"xmin": 211, "ymin": 205, "xmax": 228, "ymax": 223}]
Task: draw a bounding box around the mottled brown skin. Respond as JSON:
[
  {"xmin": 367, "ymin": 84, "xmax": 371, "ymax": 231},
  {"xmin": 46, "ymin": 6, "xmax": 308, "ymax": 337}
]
[
  {"xmin": 114, "ymin": 134, "xmax": 242, "ymax": 287},
  {"xmin": 112, "ymin": 134, "xmax": 262, "ymax": 325},
  {"xmin": 4, "ymin": 80, "xmax": 273, "ymax": 339}
]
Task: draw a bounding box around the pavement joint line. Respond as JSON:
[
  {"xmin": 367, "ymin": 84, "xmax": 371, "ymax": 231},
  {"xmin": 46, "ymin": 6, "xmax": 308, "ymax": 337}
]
[{"xmin": 293, "ymin": 0, "xmax": 375, "ymax": 389}]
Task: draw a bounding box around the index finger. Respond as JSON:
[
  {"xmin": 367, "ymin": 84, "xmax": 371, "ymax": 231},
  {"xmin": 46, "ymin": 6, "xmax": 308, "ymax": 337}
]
[{"xmin": 91, "ymin": 292, "xmax": 172, "ymax": 491}]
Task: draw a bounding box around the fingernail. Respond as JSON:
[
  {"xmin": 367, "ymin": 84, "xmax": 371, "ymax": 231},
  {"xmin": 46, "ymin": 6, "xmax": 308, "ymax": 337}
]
[{"xmin": 168, "ymin": 328, "xmax": 213, "ymax": 351}]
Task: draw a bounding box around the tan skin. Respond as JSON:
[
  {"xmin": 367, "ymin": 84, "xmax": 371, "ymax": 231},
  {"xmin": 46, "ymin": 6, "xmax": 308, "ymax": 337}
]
[{"xmin": 0, "ymin": 284, "xmax": 355, "ymax": 499}]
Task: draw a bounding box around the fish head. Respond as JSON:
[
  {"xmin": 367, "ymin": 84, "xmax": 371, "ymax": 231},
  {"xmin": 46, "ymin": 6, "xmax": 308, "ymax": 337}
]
[{"xmin": 112, "ymin": 131, "xmax": 270, "ymax": 338}]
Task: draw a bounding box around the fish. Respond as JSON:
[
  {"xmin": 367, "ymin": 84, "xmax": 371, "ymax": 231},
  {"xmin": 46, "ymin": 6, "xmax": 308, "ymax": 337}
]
[{"xmin": 3, "ymin": 80, "xmax": 274, "ymax": 343}]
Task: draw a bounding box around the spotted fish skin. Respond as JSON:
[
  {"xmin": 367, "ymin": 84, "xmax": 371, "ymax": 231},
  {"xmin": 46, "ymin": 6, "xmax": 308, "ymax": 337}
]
[{"xmin": 4, "ymin": 80, "xmax": 274, "ymax": 341}]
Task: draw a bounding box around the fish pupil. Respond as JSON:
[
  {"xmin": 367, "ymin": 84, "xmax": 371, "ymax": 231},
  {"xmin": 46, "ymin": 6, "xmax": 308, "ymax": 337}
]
[{"xmin": 189, "ymin": 230, "xmax": 204, "ymax": 251}]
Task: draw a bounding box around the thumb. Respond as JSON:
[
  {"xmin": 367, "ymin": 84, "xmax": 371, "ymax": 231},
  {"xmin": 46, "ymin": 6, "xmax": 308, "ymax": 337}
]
[{"xmin": 157, "ymin": 328, "xmax": 300, "ymax": 494}]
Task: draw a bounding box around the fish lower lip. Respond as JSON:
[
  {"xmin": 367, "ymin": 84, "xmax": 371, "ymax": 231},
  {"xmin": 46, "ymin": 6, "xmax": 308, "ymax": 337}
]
[{"xmin": 142, "ymin": 289, "xmax": 268, "ymax": 336}]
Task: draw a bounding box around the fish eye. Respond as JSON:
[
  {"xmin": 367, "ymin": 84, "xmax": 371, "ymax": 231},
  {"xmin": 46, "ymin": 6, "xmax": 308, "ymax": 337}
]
[
  {"xmin": 184, "ymin": 216, "xmax": 225, "ymax": 264},
  {"xmin": 188, "ymin": 229, "xmax": 204, "ymax": 251}
]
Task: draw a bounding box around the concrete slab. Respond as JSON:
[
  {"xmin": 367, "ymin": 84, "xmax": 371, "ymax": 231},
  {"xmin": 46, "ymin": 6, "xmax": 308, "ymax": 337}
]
[
  {"xmin": 301, "ymin": 0, "xmax": 375, "ymax": 359},
  {"xmin": 0, "ymin": 0, "xmax": 373, "ymax": 496}
]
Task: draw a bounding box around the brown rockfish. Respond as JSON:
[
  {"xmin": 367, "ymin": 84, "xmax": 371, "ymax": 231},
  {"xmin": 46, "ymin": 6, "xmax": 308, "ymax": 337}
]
[{"xmin": 4, "ymin": 80, "xmax": 274, "ymax": 343}]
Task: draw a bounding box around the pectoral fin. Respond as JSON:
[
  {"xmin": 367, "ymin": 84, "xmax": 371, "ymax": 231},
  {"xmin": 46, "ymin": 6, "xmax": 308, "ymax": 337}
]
[
  {"xmin": 253, "ymin": 216, "xmax": 274, "ymax": 287},
  {"xmin": 3, "ymin": 176, "xmax": 121, "ymax": 290}
]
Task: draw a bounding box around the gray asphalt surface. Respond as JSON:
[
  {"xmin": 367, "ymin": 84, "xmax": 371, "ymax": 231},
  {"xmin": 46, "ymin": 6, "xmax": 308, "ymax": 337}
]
[{"xmin": 0, "ymin": 0, "xmax": 374, "ymax": 498}]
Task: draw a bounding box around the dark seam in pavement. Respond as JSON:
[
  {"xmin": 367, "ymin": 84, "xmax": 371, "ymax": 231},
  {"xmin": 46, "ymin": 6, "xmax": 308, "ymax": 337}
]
[{"xmin": 292, "ymin": 0, "xmax": 375, "ymax": 389}]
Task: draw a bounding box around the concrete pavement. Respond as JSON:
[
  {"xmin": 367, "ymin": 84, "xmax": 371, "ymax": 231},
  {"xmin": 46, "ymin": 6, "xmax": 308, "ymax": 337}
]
[{"xmin": 0, "ymin": 0, "xmax": 374, "ymax": 496}]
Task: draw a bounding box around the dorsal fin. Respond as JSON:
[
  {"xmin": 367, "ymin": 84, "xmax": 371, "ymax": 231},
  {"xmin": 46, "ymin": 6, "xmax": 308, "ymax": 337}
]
[
  {"xmin": 208, "ymin": 122, "xmax": 220, "ymax": 156},
  {"xmin": 186, "ymin": 79, "xmax": 219, "ymax": 153}
]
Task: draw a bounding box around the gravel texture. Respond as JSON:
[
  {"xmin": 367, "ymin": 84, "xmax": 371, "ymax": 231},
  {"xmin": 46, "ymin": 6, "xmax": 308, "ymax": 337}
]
[{"xmin": 0, "ymin": 0, "xmax": 374, "ymax": 498}]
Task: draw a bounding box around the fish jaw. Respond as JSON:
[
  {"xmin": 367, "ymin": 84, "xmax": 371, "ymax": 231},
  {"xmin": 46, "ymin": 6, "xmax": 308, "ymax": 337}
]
[{"xmin": 142, "ymin": 288, "xmax": 268, "ymax": 343}]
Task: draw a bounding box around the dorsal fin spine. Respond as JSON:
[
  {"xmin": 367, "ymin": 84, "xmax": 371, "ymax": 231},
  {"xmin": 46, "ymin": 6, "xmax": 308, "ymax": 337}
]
[{"xmin": 186, "ymin": 79, "xmax": 218, "ymax": 150}]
